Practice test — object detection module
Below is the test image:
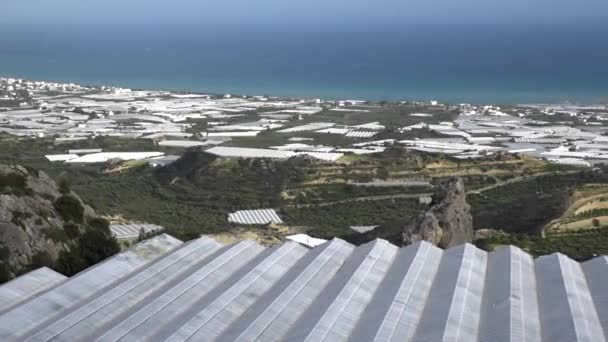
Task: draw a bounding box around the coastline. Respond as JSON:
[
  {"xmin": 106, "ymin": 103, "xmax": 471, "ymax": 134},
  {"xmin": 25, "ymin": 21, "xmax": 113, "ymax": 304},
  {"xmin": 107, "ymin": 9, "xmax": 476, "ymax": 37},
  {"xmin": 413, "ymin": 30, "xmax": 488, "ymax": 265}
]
[{"xmin": 2, "ymin": 72, "xmax": 607, "ymax": 107}]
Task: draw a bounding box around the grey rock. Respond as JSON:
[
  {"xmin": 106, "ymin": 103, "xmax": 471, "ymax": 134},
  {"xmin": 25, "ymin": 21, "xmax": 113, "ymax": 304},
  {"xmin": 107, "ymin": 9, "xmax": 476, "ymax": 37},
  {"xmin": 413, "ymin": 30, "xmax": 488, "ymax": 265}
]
[
  {"xmin": 402, "ymin": 177, "xmax": 473, "ymax": 248},
  {"xmin": 0, "ymin": 164, "xmax": 98, "ymax": 279}
]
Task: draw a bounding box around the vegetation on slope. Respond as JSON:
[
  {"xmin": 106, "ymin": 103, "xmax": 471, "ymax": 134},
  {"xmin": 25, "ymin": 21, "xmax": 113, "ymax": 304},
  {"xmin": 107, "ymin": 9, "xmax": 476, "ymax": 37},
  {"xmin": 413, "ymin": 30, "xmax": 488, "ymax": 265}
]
[
  {"xmin": 0, "ymin": 165, "xmax": 119, "ymax": 283},
  {"xmin": 475, "ymin": 227, "xmax": 608, "ymax": 260},
  {"xmin": 469, "ymin": 167, "xmax": 608, "ymax": 233},
  {"xmin": 156, "ymin": 150, "xmax": 308, "ymax": 208},
  {"xmin": 282, "ymin": 198, "xmax": 423, "ymax": 240},
  {"xmin": 5, "ymin": 133, "xmax": 608, "ymax": 260}
]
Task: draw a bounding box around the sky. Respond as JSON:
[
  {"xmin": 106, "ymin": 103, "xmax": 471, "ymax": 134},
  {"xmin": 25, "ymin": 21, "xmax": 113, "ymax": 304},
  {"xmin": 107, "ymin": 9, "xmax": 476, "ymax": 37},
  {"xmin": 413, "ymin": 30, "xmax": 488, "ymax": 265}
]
[{"xmin": 2, "ymin": 0, "xmax": 608, "ymax": 28}]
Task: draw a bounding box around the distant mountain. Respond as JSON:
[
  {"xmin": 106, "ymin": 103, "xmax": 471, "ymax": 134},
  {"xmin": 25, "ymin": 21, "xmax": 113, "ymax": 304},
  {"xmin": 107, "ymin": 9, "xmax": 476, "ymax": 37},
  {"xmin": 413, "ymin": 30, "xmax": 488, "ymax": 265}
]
[{"xmin": 0, "ymin": 164, "xmax": 119, "ymax": 283}]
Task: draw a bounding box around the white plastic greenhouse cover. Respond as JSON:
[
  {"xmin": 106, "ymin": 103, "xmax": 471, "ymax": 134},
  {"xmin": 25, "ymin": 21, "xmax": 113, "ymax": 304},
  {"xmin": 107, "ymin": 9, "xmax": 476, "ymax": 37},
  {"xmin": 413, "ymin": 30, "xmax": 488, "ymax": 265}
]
[{"xmin": 1, "ymin": 235, "xmax": 607, "ymax": 342}]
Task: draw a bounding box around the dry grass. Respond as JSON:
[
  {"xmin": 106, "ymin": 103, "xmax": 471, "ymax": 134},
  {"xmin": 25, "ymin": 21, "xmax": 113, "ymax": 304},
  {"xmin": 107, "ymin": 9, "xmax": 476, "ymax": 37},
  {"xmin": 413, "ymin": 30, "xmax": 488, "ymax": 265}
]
[
  {"xmin": 574, "ymin": 199, "xmax": 608, "ymax": 215},
  {"xmin": 545, "ymin": 187, "xmax": 608, "ymax": 233},
  {"xmin": 206, "ymin": 225, "xmax": 295, "ymax": 247},
  {"xmin": 554, "ymin": 216, "xmax": 608, "ymax": 232}
]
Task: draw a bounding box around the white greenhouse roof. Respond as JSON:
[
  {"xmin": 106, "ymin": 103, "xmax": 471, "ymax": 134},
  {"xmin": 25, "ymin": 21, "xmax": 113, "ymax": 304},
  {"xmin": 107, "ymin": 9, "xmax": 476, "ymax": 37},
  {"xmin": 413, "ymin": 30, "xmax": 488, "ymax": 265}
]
[
  {"xmin": 44, "ymin": 154, "xmax": 79, "ymax": 162},
  {"xmin": 67, "ymin": 148, "xmax": 103, "ymax": 154},
  {"xmin": 65, "ymin": 152, "xmax": 165, "ymax": 163},
  {"xmin": 285, "ymin": 234, "xmax": 328, "ymax": 247},
  {"xmin": 0, "ymin": 234, "xmax": 181, "ymax": 340},
  {"xmin": 158, "ymin": 140, "xmax": 208, "ymax": 148},
  {"xmin": 315, "ymin": 127, "xmax": 351, "ymax": 135},
  {"xmin": 207, "ymin": 147, "xmax": 292, "ymax": 159},
  {"xmin": 228, "ymin": 209, "xmax": 283, "ymax": 225},
  {"xmin": 295, "ymin": 151, "xmax": 344, "ymax": 161},
  {"xmin": 0, "ymin": 267, "xmax": 66, "ymax": 312},
  {"xmin": 206, "ymin": 131, "xmax": 260, "ymax": 137},
  {"xmin": 345, "ymin": 130, "xmax": 378, "ymax": 138},
  {"xmin": 110, "ymin": 223, "xmax": 165, "ymax": 240},
  {"xmin": 1, "ymin": 236, "xmax": 608, "ymax": 342},
  {"xmin": 277, "ymin": 122, "xmax": 335, "ymax": 133},
  {"xmin": 350, "ymin": 225, "xmax": 380, "ymax": 233}
]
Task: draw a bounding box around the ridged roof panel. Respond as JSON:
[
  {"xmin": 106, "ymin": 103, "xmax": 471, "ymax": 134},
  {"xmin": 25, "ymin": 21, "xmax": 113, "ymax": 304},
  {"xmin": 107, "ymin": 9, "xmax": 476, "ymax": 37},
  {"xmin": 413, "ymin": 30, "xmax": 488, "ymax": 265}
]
[
  {"xmin": 1, "ymin": 235, "xmax": 607, "ymax": 342},
  {"xmin": 536, "ymin": 253, "xmax": 605, "ymax": 342},
  {"xmin": 0, "ymin": 267, "xmax": 66, "ymax": 314},
  {"xmin": 480, "ymin": 246, "xmax": 541, "ymax": 342},
  {"xmin": 28, "ymin": 238, "xmax": 222, "ymax": 342},
  {"xmin": 0, "ymin": 234, "xmax": 181, "ymax": 341},
  {"xmin": 583, "ymin": 256, "xmax": 608, "ymax": 338}
]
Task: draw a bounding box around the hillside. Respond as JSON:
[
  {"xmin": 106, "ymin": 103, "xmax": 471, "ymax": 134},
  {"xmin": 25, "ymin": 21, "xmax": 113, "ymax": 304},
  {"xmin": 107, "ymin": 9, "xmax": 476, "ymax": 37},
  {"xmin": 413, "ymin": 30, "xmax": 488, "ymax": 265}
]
[
  {"xmin": 155, "ymin": 150, "xmax": 309, "ymax": 209},
  {"xmin": 0, "ymin": 164, "xmax": 119, "ymax": 283},
  {"xmin": 5, "ymin": 136, "xmax": 608, "ymax": 259}
]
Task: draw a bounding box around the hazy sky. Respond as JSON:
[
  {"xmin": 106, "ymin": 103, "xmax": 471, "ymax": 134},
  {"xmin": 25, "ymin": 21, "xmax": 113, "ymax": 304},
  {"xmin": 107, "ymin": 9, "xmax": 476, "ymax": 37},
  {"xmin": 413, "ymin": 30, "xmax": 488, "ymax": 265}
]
[{"xmin": 3, "ymin": 0, "xmax": 608, "ymax": 28}]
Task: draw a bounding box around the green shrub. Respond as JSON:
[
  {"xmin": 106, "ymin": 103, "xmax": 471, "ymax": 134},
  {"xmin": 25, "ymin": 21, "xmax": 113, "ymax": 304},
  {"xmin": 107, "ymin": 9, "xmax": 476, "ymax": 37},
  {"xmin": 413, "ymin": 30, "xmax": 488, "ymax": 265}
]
[
  {"xmin": 64, "ymin": 223, "xmax": 81, "ymax": 239},
  {"xmin": 41, "ymin": 228, "xmax": 69, "ymax": 243},
  {"xmin": 58, "ymin": 177, "xmax": 71, "ymax": 195},
  {"xmin": 0, "ymin": 262, "xmax": 11, "ymax": 283},
  {"xmin": 22, "ymin": 165, "xmax": 38, "ymax": 175},
  {"xmin": 54, "ymin": 195, "xmax": 84, "ymax": 223},
  {"xmin": 475, "ymin": 225, "xmax": 608, "ymax": 260},
  {"xmin": 78, "ymin": 230, "xmax": 120, "ymax": 266},
  {"xmin": 55, "ymin": 229, "xmax": 120, "ymax": 276},
  {"xmin": 282, "ymin": 198, "xmax": 422, "ymax": 239},
  {"xmin": 87, "ymin": 217, "xmax": 110, "ymax": 233},
  {"xmin": 56, "ymin": 249, "xmax": 86, "ymax": 276},
  {"xmin": 30, "ymin": 251, "xmax": 55, "ymax": 269},
  {"xmin": 0, "ymin": 246, "xmax": 10, "ymax": 261},
  {"xmin": 0, "ymin": 172, "xmax": 29, "ymax": 195}
]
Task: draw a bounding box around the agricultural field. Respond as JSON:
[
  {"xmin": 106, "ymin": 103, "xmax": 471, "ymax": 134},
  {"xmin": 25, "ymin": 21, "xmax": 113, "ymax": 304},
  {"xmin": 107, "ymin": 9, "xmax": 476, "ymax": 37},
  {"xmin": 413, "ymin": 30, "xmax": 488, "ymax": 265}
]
[
  {"xmin": 545, "ymin": 185, "xmax": 608, "ymax": 233},
  {"xmin": 0, "ymin": 141, "xmax": 493, "ymax": 238},
  {"xmin": 3, "ymin": 128, "xmax": 606, "ymax": 259},
  {"xmin": 473, "ymin": 169, "xmax": 608, "ymax": 259}
]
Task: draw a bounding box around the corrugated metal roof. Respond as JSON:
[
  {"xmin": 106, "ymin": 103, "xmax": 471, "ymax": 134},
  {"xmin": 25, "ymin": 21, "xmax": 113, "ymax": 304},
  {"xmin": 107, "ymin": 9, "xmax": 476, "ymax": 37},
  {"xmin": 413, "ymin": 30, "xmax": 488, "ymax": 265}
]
[
  {"xmin": 345, "ymin": 131, "xmax": 378, "ymax": 138},
  {"xmin": 1, "ymin": 236, "xmax": 607, "ymax": 342},
  {"xmin": 228, "ymin": 209, "xmax": 283, "ymax": 225},
  {"xmin": 110, "ymin": 223, "xmax": 165, "ymax": 240},
  {"xmin": 514, "ymin": 138, "xmax": 568, "ymax": 144}
]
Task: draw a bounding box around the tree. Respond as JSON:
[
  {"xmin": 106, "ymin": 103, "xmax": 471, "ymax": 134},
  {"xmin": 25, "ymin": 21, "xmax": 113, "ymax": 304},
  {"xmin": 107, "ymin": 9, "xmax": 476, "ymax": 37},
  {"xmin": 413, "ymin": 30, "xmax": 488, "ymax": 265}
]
[
  {"xmin": 54, "ymin": 195, "xmax": 84, "ymax": 223},
  {"xmin": 78, "ymin": 230, "xmax": 120, "ymax": 266},
  {"xmin": 58, "ymin": 177, "xmax": 71, "ymax": 195},
  {"xmin": 376, "ymin": 166, "xmax": 389, "ymax": 181},
  {"xmin": 56, "ymin": 249, "xmax": 87, "ymax": 276},
  {"xmin": 64, "ymin": 223, "xmax": 81, "ymax": 239},
  {"xmin": 0, "ymin": 262, "xmax": 11, "ymax": 283}
]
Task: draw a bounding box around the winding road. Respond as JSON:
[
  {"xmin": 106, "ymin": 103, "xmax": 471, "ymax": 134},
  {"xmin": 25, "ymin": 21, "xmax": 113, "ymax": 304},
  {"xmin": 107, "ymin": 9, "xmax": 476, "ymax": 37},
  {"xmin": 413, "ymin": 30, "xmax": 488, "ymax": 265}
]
[{"xmin": 288, "ymin": 170, "xmax": 582, "ymax": 208}]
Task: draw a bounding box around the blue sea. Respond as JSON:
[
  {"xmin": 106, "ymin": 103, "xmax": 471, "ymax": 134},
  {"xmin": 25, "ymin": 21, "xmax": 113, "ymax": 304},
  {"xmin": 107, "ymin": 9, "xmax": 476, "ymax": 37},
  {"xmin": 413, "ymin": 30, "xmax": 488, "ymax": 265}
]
[{"xmin": 1, "ymin": 23, "xmax": 607, "ymax": 104}]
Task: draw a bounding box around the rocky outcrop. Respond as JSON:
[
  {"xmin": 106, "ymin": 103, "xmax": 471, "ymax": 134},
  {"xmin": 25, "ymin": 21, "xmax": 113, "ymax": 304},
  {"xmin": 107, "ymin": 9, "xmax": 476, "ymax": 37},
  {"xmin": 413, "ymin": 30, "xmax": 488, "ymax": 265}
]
[
  {"xmin": 0, "ymin": 164, "xmax": 105, "ymax": 281},
  {"xmin": 402, "ymin": 177, "xmax": 473, "ymax": 248}
]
